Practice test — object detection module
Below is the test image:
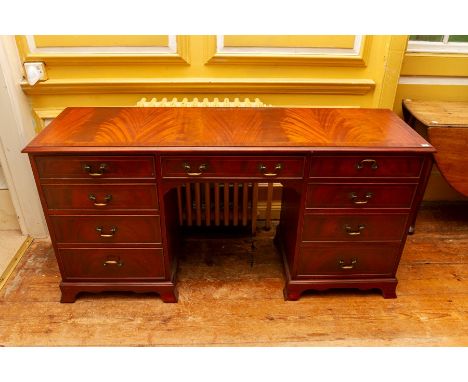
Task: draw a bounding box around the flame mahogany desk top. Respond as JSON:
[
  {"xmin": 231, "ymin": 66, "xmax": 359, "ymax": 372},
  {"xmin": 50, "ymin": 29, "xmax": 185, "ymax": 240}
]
[{"xmin": 25, "ymin": 107, "xmax": 433, "ymax": 152}]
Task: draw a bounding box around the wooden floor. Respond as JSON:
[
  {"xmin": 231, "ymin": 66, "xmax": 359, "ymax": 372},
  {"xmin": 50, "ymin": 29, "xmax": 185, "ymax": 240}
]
[{"xmin": 0, "ymin": 203, "xmax": 467, "ymax": 346}]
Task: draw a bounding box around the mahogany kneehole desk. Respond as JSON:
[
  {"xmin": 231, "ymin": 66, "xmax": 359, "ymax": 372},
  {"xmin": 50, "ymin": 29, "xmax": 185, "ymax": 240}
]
[{"xmin": 23, "ymin": 107, "xmax": 435, "ymax": 303}]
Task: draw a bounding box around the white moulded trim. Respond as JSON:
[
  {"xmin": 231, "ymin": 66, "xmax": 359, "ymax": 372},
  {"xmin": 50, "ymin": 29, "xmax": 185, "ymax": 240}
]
[
  {"xmin": 399, "ymin": 76, "xmax": 468, "ymax": 85},
  {"xmin": 407, "ymin": 40, "xmax": 468, "ymax": 54},
  {"xmin": 25, "ymin": 35, "xmax": 178, "ymax": 54},
  {"xmin": 216, "ymin": 35, "xmax": 363, "ymax": 56}
]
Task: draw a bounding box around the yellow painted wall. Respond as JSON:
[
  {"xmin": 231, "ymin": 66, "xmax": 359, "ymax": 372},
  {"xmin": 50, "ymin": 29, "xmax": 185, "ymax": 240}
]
[
  {"xmin": 223, "ymin": 35, "xmax": 356, "ymax": 49},
  {"xmin": 33, "ymin": 35, "xmax": 169, "ymax": 48},
  {"xmin": 15, "ymin": 35, "xmax": 406, "ymax": 129},
  {"xmin": 393, "ymin": 49, "xmax": 468, "ymax": 201}
]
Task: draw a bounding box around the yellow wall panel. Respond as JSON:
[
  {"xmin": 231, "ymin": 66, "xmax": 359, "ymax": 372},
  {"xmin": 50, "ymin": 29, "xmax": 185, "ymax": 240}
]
[
  {"xmin": 401, "ymin": 53, "xmax": 468, "ymax": 77},
  {"xmin": 17, "ymin": 35, "xmax": 403, "ymax": 126},
  {"xmin": 34, "ymin": 35, "xmax": 169, "ymax": 48},
  {"xmin": 223, "ymin": 35, "xmax": 355, "ymax": 49},
  {"xmin": 206, "ymin": 35, "xmax": 369, "ymax": 66},
  {"xmin": 16, "ymin": 35, "xmax": 189, "ymax": 65}
]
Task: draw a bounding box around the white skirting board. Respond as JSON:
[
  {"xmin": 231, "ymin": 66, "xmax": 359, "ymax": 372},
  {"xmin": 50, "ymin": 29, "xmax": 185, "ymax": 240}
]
[
  {"xmin": 0, "ymin": 230, "xmax": 29, "ymax": 284},
  {"xmin": 0, "ymin": 189, "xmax": 20, "ymax": 230}
]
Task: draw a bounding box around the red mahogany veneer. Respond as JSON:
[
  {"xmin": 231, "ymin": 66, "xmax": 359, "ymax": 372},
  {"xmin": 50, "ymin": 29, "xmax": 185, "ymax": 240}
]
[{"xmin": 23, "ymin": 107, "xmax": 434, "ymax": 302}]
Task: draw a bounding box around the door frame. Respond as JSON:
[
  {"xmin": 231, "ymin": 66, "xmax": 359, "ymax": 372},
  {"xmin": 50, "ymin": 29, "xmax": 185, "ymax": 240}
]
[{"xmin": 0, "ymin": 35, "xmax": 47, "ymax": 238}]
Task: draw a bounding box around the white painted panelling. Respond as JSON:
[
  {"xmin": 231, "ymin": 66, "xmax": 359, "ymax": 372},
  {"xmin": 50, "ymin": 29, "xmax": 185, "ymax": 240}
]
[
  {"xmin": 0, "ymin": 190, "xmax": 20, "ymax": 230},
  {"xmin": 0, "ymin": 36, "xmax": 48, "ymax": 238},
  {"xmin": 25, "ymin": 35, "xmax": 178, "ymax": 54},
  {"xmin": 408, "ymin": 41, "xmax": 468, "ymax": 54},
  {"xmin": 399, "ymin": 76, "xmax": 468, "ymax": 85},
  {"xmin": 0, "ymin": 163, "xmax": 7, "ymax": 189},
  {"xmin": 216, "ymin": 35, "xmax": 363, "ymax": 56},
  {"xmin": 0, "ymin": 229, "xmax": 27, "ymax": 277},
  {"xmin": 44, "ymin": 118, "xmax": 54, "ymax": 127}
]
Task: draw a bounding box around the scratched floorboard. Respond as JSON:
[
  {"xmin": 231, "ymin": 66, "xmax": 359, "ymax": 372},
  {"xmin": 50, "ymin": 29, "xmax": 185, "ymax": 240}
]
[{"xmin": 0, "ymin": 203, "xmax": 467, "ymax": 346}]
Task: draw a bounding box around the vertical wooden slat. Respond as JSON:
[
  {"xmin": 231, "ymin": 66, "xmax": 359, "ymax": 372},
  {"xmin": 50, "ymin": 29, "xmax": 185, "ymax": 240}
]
[
  {"xmin": 204, "ymin": 183, "xmax": 211, "ymax": 226},
  {"xmin": 194, "ymin": 182, "xmax": 201, "ymax": 226},
  {"xmin": 265, "ymin": 182, "xmax": 274, "ymax": 231},
  {"xmin": 224, "ymin": 182, "xmax": 230, "ymax": 226},
  {"xmin": 185, "ymin": 182, "xmax": 192, "ymax": 226},
  {"xmin": 214, "ymin": 183, "xmax": 220, "ymax": 226},
  {"xmin": 251, "ymin": 183, "xmax": 259, "ymax": 234},
  {"xmin": 242, "ymin": 182, "xmax": 248, "ymax": 226},
  {"xmin": 233, "ymin": 183, "xmax": 239, "ymax": 226},
  {"xmin": 176, "ymin": 185, "xmax": 183, "ymax": 226}
]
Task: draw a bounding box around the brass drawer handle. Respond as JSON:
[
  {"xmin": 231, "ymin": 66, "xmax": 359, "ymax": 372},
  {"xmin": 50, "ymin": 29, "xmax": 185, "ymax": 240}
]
[
  {"xmin": 349, "ymin": 192, "xmax": 373, "ymax": 205},
  {"xmin": 103, "ymin": 259, "xmax": 123, "ymax": 267},
  {"xmin": 259, "ymin": 163, "xmax": 283, "ymax": 177},
  {"xmin": 344, "ymin": 224, "xmax": 365, "ymax": 236},
  {"xmin": 95, "ymin": 226, "xmax": 117, "ymax": 238},
  {"xmin": 356, "ymin": 159, "xmax": 378, "ymax": 170},
  {"xmin": 88, "ymin": 194, "xmax": 112, "ymax": 207},
  {"xmin": 183, "ymin": 162, "xmax": 207, "ymax": 176},
  {"xmin": 339, "ymin": 258, "xmax": 357, "ymax": 269},
  {"xmin": 83, "ymin": 163, "xmax": 108, "ymax": 177}
]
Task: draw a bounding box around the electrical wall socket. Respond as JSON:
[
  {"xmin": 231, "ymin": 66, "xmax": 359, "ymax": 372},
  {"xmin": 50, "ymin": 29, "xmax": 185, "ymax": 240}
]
[{"xmin": 23, "ymin": 62, "xmax": 48, "ymax": 85}]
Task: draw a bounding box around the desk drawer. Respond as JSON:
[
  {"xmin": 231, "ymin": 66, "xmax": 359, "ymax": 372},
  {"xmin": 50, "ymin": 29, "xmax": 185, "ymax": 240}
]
[
  {"xmin": 310, "ymin": 155, "xmax": 423, "ymax": 178},
  {"xmin": 42, "ymin": 184, "xmax": 158, "ymax": 211},
  {"xmin": 60, "ymin": 248, "xmax": 165, "ymax": 280},
  {"xmin": 50, "ymin": 215, "xmax": 161, "ymax": 244},
  {"xmin": 306, "ymin": 183, "xmax": 417, "ymax": 209},
  {"xmin": 302, "ymin": 213, "xmax": 409, "ymax": 242},
  {"xmin": 161, "ymin": 156, "xmax": 305, "ymax": 179},
  {"xmin": 296, "ymin": 243, "xmax": 400, "ymax": 278},
  {"xmin": 35, "ymin": 155, "xmax": 155, "ymax": 180}
]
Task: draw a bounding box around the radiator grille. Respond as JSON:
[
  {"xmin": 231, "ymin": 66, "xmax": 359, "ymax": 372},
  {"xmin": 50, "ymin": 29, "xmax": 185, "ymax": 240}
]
[{"xmin": 177, "ymin": 182, "xmax": 259, "ymax": 233}]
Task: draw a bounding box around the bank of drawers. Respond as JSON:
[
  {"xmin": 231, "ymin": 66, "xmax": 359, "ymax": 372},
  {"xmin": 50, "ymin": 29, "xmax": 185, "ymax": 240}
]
[
  {"xmin": 35, "ymin": 155, "xmax": 164, "ymax": 281},
  {"xmin": 296, "ymin": 154, "xmax": 421, "ymax": 279}
]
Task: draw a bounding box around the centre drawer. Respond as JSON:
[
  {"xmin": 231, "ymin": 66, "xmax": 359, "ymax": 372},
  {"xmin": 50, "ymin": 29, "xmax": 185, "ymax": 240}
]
[
  {"xmin": 302, "ymin": 213, "xmax": 409, "ymax": 242},
  {"xmin": 59, "ymin": 248, "xmax": 165, "ymax": 280},
  {"xmin": 295, "ymin": 242, "xmax": 401, "ymax": 278},
  {"xmin": 310, "ymin": 155, "xmax": 423, "ymax": 178},
  {"xmin": 50, "ymin": 215, "xmax": 161, "ymax": 244},
  {"xmin": 160, "ymin": 156, "xmax": 305, "ymax": 179},
  {"xmin": 306, "ymin": 183, "xmax": 417, "ymax": 209},
  {"xmin": 35, "ymin": 155, "xmax": 155, "ymax": 180},
  {"xmin": 42, "ymin": 184, "xmax": 159, "ymax": 211}
]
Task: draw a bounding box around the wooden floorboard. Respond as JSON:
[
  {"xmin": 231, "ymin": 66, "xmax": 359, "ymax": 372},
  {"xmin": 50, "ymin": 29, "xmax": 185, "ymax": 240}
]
[{"xmin": 0, "ymin": 203, "xmax": 467, "ymax": 346}]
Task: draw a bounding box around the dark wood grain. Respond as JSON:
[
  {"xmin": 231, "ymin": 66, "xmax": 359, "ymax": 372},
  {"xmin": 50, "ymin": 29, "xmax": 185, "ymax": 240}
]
[
  {"xmin": 59, "ymin": 248, "xmax": 165, "ymax": 280},
  {"xmin": 50, "ymin": 215, "xmax": 162, "ymax": 244},
  {"xmin": 296, "ymin": 242, "xmax": 401, "ymax": 278},
  {"xmin": 428, "ymin": 127, "xmax": 468, "ymax": 196},
  {"xmin": 302, "ymin": 213, "xmax": 409, "ymax": 242},
  {"xmin": 309, "ymin": 155, "xmax": 424, "ymax": 178},
  {"xmin": 161, "ymin": 155, "xmax": 305, "ymax": 179},
  {"xmin": 305, "ymin": 183, "xmax": 417, "ymax": 209},
  {"xmin": 42, "ymin": 184, "xmax": 159, "ymax": 212},
  {"xmin": 35, "ymin": 155, "xmax": 155, "ymax": 179},
  {"xmin": 403, "ymin": 100, "xmax": 467, "ymax": 198}
]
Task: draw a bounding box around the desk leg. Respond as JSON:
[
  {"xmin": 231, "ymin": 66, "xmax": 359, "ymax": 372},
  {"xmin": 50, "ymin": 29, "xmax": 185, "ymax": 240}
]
[
  {"xmin": 160, "ymin": 289, "xmax": 179, "ymax": 303},
  {"xmin": 283, "ymin": 287, "xmax": 302, "ymax": 301},
  {"xmin": 60, "ymin": 284, "xmax": 78, "ymax": 303}
]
